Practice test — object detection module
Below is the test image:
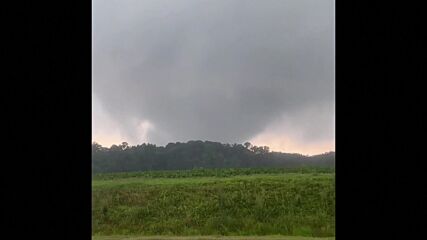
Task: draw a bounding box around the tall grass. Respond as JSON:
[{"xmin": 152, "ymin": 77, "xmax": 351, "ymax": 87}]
[
  {"xmin": 92, "ymin": 167, "xmax": 334, "ymax": 180},
  {"xmin": 92, "ymin": 168, "xmax": 335, "ymax": 237}
]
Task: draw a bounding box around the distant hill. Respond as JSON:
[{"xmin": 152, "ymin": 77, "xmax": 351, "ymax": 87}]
[{"xmin": 92, "ymin": 140, "xmax": 335, "ymax": 173}]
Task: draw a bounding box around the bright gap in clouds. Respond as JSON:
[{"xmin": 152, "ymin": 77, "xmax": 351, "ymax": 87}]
[
  {"xmin": 250, "ymin": 102, "xmax": 335, "ymax": 155},
  {"xmin": 92, "ymin": 94, "xmax": 127, "ymax": 146}
]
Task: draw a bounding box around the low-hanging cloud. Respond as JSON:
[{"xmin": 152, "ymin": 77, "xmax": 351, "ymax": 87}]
[{"xmin": 92, "ymin": 0, "xmax": 335, "ymax": 149}]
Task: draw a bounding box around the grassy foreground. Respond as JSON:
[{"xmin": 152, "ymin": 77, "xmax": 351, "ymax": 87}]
[
  {"xmin": 92, "ymin": 168, "xmax": 335, "ymax": 238},
  {"xmin": 92, "ymin": 236, "xmax": 335, "ymax": 240}
]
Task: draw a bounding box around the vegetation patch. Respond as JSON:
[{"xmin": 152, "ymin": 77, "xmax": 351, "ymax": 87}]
[{"xmin": 93, "ymin": 168, "xmax": 335, "ymax": 238}]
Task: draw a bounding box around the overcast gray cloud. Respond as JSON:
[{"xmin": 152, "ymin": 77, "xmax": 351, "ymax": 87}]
[{"xmin": 92, "ymin": 0, "xmax": 334, "ymax": 152}]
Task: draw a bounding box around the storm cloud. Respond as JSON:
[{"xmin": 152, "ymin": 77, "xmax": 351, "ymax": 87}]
[{"xmin": 92, "ymin": 0, "xmax": 334, "ymax": 152}]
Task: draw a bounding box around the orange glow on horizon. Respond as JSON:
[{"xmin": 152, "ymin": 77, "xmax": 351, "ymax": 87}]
[{"xmin": 249, "ymin": 134, "xmax": 334, "ymax": 156}]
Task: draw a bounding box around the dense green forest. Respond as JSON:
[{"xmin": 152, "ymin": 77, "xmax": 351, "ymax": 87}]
[{"xmin": 92, "ymin": 141, "xmax": 335, "ymax": 173}]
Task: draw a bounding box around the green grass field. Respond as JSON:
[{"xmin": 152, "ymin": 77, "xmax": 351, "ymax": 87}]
[
  {"xmin": 92, "ymin": 236, "xmax": 335, "ymax": 240},
  {"xmin": 92, "ymin": 168, "xmax": 335, "ymax": 239}
]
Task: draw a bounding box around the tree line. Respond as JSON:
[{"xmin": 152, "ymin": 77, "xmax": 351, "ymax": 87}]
[{"xmin": 92, "ymin": 140, "xmax": 335, "ymax": 173}]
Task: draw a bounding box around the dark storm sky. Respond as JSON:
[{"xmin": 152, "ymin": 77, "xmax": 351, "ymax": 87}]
[{"xmin": 92, "ymin": 0, "xmax": 335, "ymax": 155}]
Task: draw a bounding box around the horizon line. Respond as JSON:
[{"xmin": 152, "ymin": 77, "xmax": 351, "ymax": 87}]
[{"xmin": 92, "ymin": 140, "xmax": 335, "ymax": 157}]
